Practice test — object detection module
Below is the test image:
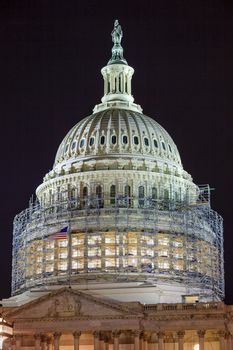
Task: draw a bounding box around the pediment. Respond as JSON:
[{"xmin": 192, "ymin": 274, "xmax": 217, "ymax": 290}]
[{"xmin": 5, "ymin": 288, "xmax": 136, "ymax": 320}]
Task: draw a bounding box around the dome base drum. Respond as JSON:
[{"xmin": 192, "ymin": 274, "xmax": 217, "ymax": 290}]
[{"xmin": 12, "ymin": 186, "xmax": 224, "ymax": 302}]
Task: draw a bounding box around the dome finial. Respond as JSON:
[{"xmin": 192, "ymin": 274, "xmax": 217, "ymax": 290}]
[{"xmin": 108, "ymin": 19, "xmax": 127, "ymax": 65}]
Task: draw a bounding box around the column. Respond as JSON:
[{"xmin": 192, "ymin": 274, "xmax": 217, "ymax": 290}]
[
  {"xmin": 34, "ymin": 334, "xmax": 41, "ymax": 350},
  {"xmin": 157, "ymin": 332, "xmax": 164, "ymax": 350},
  {"xmin": 197, "ymin": 330, "xmax": 205, "ymax": 350},
  {"xmin": 177, "ymin": 331, "xmax": 185, "ymax": 350},
  {"xmin": 226, "ymin": 332, "xmax": 233, "ymax": 350},
  {"xmin": 15, "ymin": 336, "xmax": 21, "ymax": 350},
  {"xmin": 93, "ymin": 332, "xmax": 100, "ymax": 350},
  {"xmin": 40, "ymin": 335, "xmax": 47, "ymax": 350},
  {"xmin": 103, "ymin": 334, "xmax": 109, "ymax": 350},
  {"xmin": 73, "ymin": 332, "xmax": 81, "ymax": 350},
  {"xmin": 133, "ymin": 330, "xmax": 141, "ymax": 350},
  {"xmin": 140, "ymin": 333, "xmax": 144, "ymax": 350},
  {"xmin": 53, "ymin": 332, "xmax": 61, "ymax": 350},
  {"xmin": 112, "ymin": 330, "xmax": 120, "ymax": 350},
  {"xmin": 218, "ymin": 330, "xmax": 225, "ymax": 350},
  {"xmin": 11, "ymin": 338, "xmax": 16, "ymax": 350},
  {"xmin": 143, "ymin": 335, "xmax": 148, "ymax": 350},
  {"xmin": 46, "ymin": 337, "xmax": 52, "ymax": 350}
]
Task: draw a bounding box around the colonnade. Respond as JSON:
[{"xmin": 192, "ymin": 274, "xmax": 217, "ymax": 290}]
[{"xmin": 7, "ymin": 329, "xmax": 233, "ymax": 350}]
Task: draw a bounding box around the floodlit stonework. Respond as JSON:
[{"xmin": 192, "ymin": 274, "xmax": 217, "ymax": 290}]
[{"xmin": 1, "ymin": 20, "xmax": 229, "ymax": 350}]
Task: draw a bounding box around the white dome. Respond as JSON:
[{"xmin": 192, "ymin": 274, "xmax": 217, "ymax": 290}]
[{"xmin": 54, "ymin": 109, "xmax": 182, "ymax": 170}]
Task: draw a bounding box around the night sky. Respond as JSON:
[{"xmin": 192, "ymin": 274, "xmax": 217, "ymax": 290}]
[{"xmin": 0, "ymin": 0, "xmax": 232, "ymax": 303}]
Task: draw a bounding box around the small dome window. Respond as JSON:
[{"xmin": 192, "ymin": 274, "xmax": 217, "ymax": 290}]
[
  {"xmin": 168, "ymin": 144, "xmax": 172, "ymax": 152},
  {"xmin": 153, "ymin": 139, "xmax": 158, "ymax": 148},
  {"xmin": 80, "ymin": 139, "xmax": 85, "ymax": 148},
  {"xmin": 122, "ymin": 135, "xmax": 128, "ymax": 144},
  {"xmin": 133, "ymin": 136, "xmax": 139, "ymax": 145},
  {"xmin": 89, "ymin": 137, "xmax": 95, "ymax": 146},
  {"xmin": 112, "ymin": 135, "xmax": 117, "ymax": 145},
  {"xmin": 100, "ymin": 135, "xmax": 105, "ymax": 145},
  {"xmin": 65, "ymin": 144, "xmax": 69, "ymax": 153},
  {"xmin": 162, "ymin": 141, "xmax": 166, "ymax": 150},
  {"xmin": 144, "ymin": 138, "xmax": 149, "ymax": 146},
  {"xmin": 71, "ymin": 141, "xmax": 76, "ymax": 150}
]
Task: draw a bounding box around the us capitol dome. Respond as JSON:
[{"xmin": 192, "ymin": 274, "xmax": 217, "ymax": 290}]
[{"xmin": 12, "ymin": 20, "xmax": 224, "ymax": 304}]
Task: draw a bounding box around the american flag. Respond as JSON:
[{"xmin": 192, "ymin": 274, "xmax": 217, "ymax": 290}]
[{"xmin": 47, "ymin": 226, "xmax": 69, "ymax": 240}]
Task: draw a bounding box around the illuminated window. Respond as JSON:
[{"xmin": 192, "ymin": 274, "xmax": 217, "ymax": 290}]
[
  {"xmin": 45, "ymin": 264, "xmax": 54, "ymax": 273},
  {"xmin": 173, "ymin": 241, "xmax": 183, "ymax": 247},
  {"xmin": 58, "ymin": 262, "xmax": 67, "ymax": 271},
  {"xmin": 158, "ymin": 237, "xmax": 169, "ymax": 246},
  {"xmin": 158, "ymin": 250, "xmax": 169, "ymax": 257},
  {"xmin": 59, "ymin": 251, "xmax": 67, "ymax": 259},
  {"xmin": 158, "ymin": 261, "xmax": 169, "ymax": 269},
  {"xmin": 58, "ymin": 240, "xmax": 68, "ymax": 247}
]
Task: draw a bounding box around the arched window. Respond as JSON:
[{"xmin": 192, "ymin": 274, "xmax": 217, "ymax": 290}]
[
  {"xmin": 111, "ymin": 135, "xmax": 117, "ymax": 145},
  {"xmin": 138, "ymin": 186, "xmax": 145, "ymax": 207},
  {"xmin": 144, "ymin": 138, "xmax": 149, "ymax": 146},
  {"xmin": 100, "ymin": 135, "xmax": 105, "ymax": 145},
  {"xmin": 162, "ymin": 141, "xmax": 166, "ymax": 151},
  {"xmin": 89, "ymin": 137, "xmax": 95, "ymax": 146},
  {"xmin": 152, "ymin": 187, "xmax": 158, "ymax": 201},
  {"xmin": 134, "ymin": 136, "xmax": 139, "ymax": 145},
  {"xmin": 153, "ymin": 139, "xmax": 158, "ymax": 148},
  {"xmin": 164, "ymin": 189, "xmax": 169, "ymax": 209},
  {"xmin": 80, "ymin": 139, "xmax": 85, "ymax": 148},
  {"xmin": 110, "ymin": 184, "xmax": 116, "ymax": 205},
  {"xmin": 124, "ymin": 185, "xmax": 131, "ymax": 207},
  {"xmin": 96, "ymin": 185, "xmax": 103, "ymax": 208},
  {"xmin": 82, "ymin": 186, "xmax": 88, "ymax": 209},
  {"xmin": 122, "ymin": 135, "xmax": 128, "ymax": 144}
]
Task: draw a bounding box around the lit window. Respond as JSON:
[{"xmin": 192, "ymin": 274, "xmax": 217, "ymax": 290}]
[
  {"xmin": 144, "ymin": 138, "xmax": 149, "ymax": 146},
  {"xmin": 58, "ymin": 262, "xmax": 67, "ymax": 270},
  {"xmin": 80, "ymin": 139, "xmax": 85, "ymax": 148},
  {"xmin": 89, "ymin": 137, "xmax": 95, "ymax": 146},
  {"xmin": 59, "ymin": 252, "xmax": 67, "ymax": 259},
  {"xmin": 112, "ymin": 135, "xmax": 117, "ymax": 144},
  {"xmin": 173, "ymin": 241, "xmax": 183, "ymax": 247},
  {"xmin": 153, "ymin": 139, "xmax": 158, "ymax": 148},
  {"xmin": 134, "ymin": 136, "xmax": 139, "ymax": 145},
  {"xmin": 100, "ymin": 135, "xmax": 105, "ymax": 145},
  {"xmin": 122, "ymin": 135, "xmax": 128, "ymax": 144},
  {"xmin": 158, "ymin": 237, "xmax": 169, "ymax": 246},
  {"xmin": 58, "ymin": 240, "xmax": 68, "ymax": 247},
  {"xmin": 158, "ymin": 250, "xmax": 169, "ymax": 257},
  {"xmin": 158, "ymin": 261, "xmax": 169, "ymax": 269}
]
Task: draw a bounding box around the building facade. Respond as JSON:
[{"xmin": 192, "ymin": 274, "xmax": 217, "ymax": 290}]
[{"xmin": 2, "ymin": 20, "xmax": 231, "ymax": 350}]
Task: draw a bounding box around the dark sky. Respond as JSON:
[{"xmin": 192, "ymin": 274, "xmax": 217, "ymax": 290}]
[{"xmin": 0, "ymin": 0, "xmax": 232, "ymax": 303}]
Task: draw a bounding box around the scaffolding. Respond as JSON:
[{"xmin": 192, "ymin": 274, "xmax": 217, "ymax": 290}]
[{"xmin": 12, "ymin": 184, "xmax": 224, "ymax": 302}]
